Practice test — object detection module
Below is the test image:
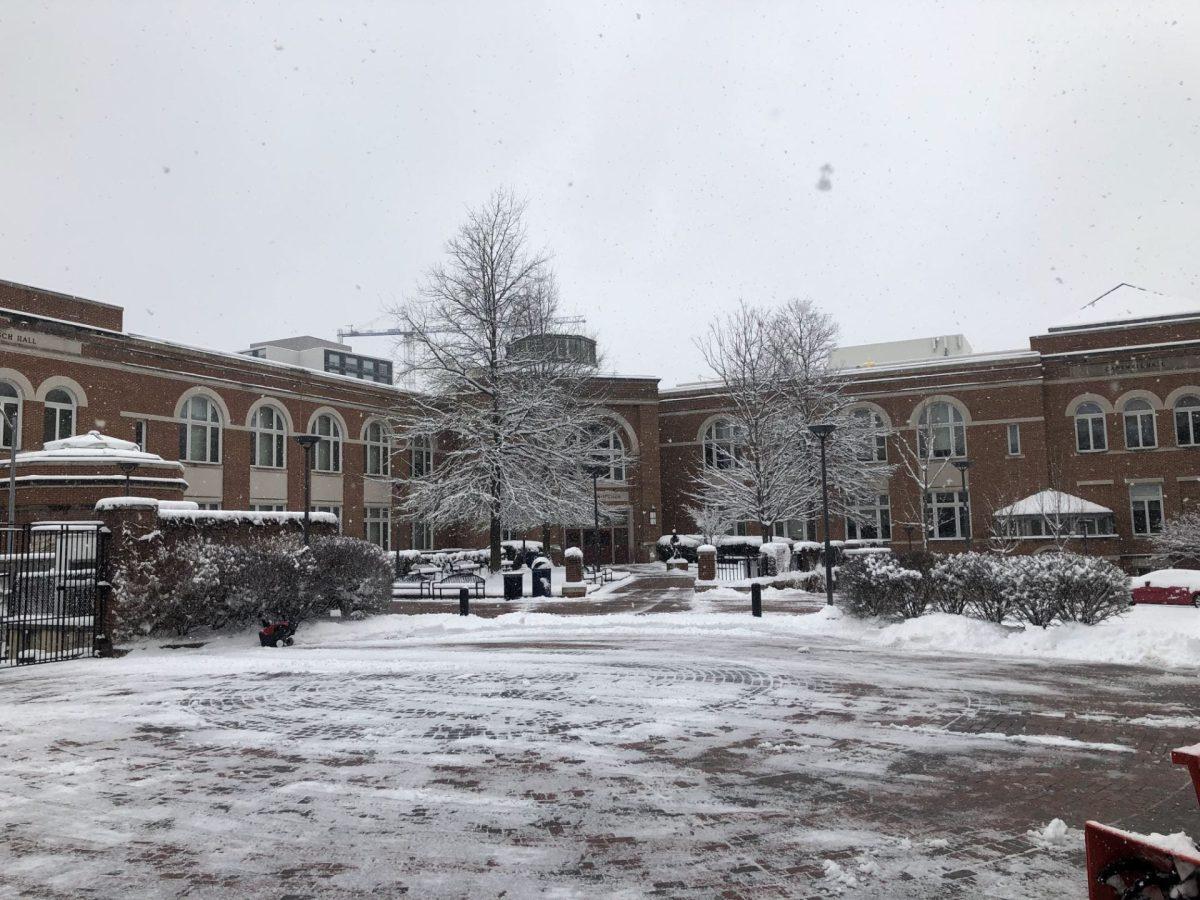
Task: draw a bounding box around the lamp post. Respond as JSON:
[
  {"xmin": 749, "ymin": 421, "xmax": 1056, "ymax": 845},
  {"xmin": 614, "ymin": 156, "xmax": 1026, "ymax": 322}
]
[
  {"xmin": 951, "ymin": 458, "xmax": 973, "ymax": 550},
  {"xmin": 807, "ymin": 423, "xmax": 837, "ymax": 606},
  {"xmin": 295, "ymin": 434, "xmax": 320, "ymax": 546},
  {"xmin": 3, "ymin": 407, "xmax": 17, "ymax": 554},
  {"xmin": 586, "ymin": 463, "xmax": 606, "ymax": 573},
  {"xmin": 117, "ymin": 462, "xmax": 138, "ymax": 497}
]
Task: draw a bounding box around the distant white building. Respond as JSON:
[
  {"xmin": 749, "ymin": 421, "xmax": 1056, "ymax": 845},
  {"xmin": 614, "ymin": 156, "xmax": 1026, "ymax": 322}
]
[{"xmin": 240, "ymin": 336, "xmax": 394, "ymax": 385}]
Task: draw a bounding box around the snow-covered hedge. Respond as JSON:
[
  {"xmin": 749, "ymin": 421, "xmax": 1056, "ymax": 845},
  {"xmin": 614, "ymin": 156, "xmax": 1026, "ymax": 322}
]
[
  {"xmin": 843, "ymin": 551, "xmax": 1129, "ymax": 628},
  {"xmin": 838, "ymin": 554, "xmax": 926, "ymax": 619},
  {"xmin": 112, "ymin": 533, "xmax": 392, "ymax": 639},
  {"xmin": 758, "ymin": 541, "xmax": 791, "ymax": 577},
  {"xmin": 308, "ymin": 536, "xmax": 393, "ymax": 619}
]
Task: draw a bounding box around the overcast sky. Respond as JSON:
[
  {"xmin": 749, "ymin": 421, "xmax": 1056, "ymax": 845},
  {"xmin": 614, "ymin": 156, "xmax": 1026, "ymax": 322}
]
[{"xmin": 2, "ymin": 1, "xmax": 1198, "ymax": 384}]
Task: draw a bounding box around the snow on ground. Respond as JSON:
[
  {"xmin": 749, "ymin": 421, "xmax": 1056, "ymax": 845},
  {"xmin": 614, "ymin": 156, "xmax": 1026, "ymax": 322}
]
[{"xmin": 4, "ymin": 581, "xmax": 1200, "ymax": 896}]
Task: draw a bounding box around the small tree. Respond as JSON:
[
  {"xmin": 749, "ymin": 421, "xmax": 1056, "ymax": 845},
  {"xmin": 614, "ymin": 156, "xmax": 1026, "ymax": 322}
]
[
  {"xmin": 891, "ymin": 403, "xmax": 957, "ymax": 551},
  {"xmin": 389, "ymin": 191, "xmax": 615, "ymax": 571},
  {"xmin": 1152, "ymin": 510, "xmax": 1200, "ymax": 567},
  {"xmin": 687, "ymin": 503, "xmax": 737, "ymax": 546},
  {"xmin": 308, "ymin": 536, "xmax": 393, "ymax": 618}
]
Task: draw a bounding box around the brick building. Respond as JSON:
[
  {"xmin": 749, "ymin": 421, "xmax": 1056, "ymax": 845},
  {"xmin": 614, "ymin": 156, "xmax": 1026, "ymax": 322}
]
[{"xmin": 1, "ymin": 278, "xmax": 1198, "ymax": 570}]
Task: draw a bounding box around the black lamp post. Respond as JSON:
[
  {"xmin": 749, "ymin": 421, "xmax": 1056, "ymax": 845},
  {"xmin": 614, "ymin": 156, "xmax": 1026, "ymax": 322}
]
[
  {"xmin": 586, "ymin": 463, "xmax": 606, "ymax": 572},
  {"xmin": 117, "ymin": 461, "xmax": 138, "ymax": 496},
  {"xmin": 951, "ymin": 458, "xmax": 973, "ymax": 550},
  {"xmin": 295, "ymin": 434, "xmax": 320, "ymax": 545},
  {"xmin": 3, "ymin": 407, "xmax": 18, "ymax": 553},
  {"xmin": 807, "ymin": 423, "xmax": 837, "ymax": 606}
]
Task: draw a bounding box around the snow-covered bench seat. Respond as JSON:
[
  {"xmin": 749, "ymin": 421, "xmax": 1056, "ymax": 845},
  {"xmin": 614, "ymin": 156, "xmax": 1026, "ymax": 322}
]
[{"xmin": 430, "ymin": 572, "xmax": 486, "ymax": 598}]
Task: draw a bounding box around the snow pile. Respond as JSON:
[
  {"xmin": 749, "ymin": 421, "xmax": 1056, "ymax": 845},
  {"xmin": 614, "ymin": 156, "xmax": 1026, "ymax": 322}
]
[
  {"xmin": 1026, "ymin": 818, "xmax": 1083, "ymax": 849},
  {"xmin": 564, "ymin": 547, "xmax": 583, "ymax": 559},
  {"xmin": 760, "ymin": 541, "xmax": 791, "ymax": 576}
]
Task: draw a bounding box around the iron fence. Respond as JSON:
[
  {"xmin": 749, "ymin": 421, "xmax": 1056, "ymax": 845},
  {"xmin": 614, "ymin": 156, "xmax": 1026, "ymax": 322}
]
[
  {"xmin": 0, "ymin": 523, "xmax": 109, "ymax": 668},
  {"xmin": 715, "ymin": 556, "xmax": 760, "ymax": 581}
]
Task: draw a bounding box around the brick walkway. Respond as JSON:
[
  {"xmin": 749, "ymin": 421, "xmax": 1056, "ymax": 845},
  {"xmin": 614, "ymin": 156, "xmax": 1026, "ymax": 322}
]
[{"xmin": 2, "ymin": 576, "xmax": 1197, "ymax": 896}]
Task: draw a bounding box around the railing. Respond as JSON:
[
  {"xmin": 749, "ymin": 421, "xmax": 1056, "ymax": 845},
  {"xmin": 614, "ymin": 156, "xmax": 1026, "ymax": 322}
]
[
  {"xmin": 0, "ymin": 523, "xmax": 109, "ymax": 668},
  {"xmin": 715, "ymin": 556, "xmax": 760, "ymax": 581}
]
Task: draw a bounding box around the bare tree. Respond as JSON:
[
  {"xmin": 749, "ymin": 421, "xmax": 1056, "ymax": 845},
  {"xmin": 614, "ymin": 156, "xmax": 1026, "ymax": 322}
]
[
  {"xmin": 1151, "ymin": 509, "xmax": 1200, "ymax": 566},
  {"xmin": 388, "ymin": 191, "xmax": 618, "ymax": 570},
  {"xmin": 891, "ymin": 405, "xmax": 957, "ymax": 551},
  {"xmin": 687, "ymin": 503, "xmax": 737, "ymax": 546},
  {"xmin": 691, "ymin": 299, "xmax": 887, "ymax": 538}
]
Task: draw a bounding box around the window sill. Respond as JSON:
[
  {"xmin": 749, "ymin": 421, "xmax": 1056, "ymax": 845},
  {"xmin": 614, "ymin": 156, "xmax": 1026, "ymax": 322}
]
[
  {"xmin": 181, "ymin": 460, "xmax": 223, "ymax": 468},
  {"xmin": 250, "ymin": 465, "xmax": 286, "ymax": 472},
  {"xmin": 1125, "ymin": 446, "xmax": 1159, "ymax": 452},
  {"xmin": 1076, "ymin": 448, "xmax": 1108, "ymax": 455}
]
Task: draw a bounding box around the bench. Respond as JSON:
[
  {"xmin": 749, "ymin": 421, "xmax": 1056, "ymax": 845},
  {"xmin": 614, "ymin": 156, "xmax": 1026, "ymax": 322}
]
[
  {"xmin": 393, "ymin": 572, "xmax": 435, "ymax": 598},
  {"xmin": 430, "ymin": 572, "xmax": 486, "ymax": 598},
  {"xmin": 585, "ymin": 566, "xmax": 614, "ymax": 585}
]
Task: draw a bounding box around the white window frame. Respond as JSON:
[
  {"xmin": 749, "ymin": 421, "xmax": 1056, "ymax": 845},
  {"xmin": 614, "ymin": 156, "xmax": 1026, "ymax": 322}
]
[
  {"xmin": 311, "ymin": 504, "xmax": 342, "ymax": 532},
  {"xmin": 365, "ymin": 506, "xmax": 390, "ymax": 549},
  {"xmin": 1129, "ymin": 483, "xmax": 1164, "ymax": 536},
  {"xmin": 1074, "ymin": 402, "xmax": 1107, "ymax": 452},
  {"xmin": 180, "ymin": 394, "xmax": 222, "ymax": 463},
  {"xmin": 42, "ymin": 388, "xmax": 75, "ymax": 443},
  {"xmin": 702, "ymin": 418, "xmax": 746, "ymax": 470},
  {"xmin": 1176, "ymin": 395, "xmax": 1200, "ymax": 447},
  {"xmin": 926, "ymin": 489, "xmax": 970, "ymax": 540},
  {"xmin": 0, "ymin": 381, "xmax": 22, "ymax": 450},
  {"xmin": 852, "ymin": 409, "xmax": 888, "ymax": 462},
  {"xmin": 250, "ymin": 503, "xmax": 285, "ymax": 512},
  {"xmin": 1123, "ymin": 400, "xmax": 1157, "ymax": 450},
  {"xmin": 917, "ymin": 401, "xmax": 966, "ymax": 459},
  {"xmin": 133, "ymin": 419, "xmax": 148, "ymax": 452},
  {"xmin": 364, "ymin": 421, "xmax": 391, "ymax": 477},
  {"xmin": 590, "ymin": 425, "xmax": 627, "ymax": 482},
  {"xmin": 846, "ymin": 494, "xmax": 891, "ymax": 541},
  {"xmin": 251, "ymin": 405, "xmax": 287, "ymax": 469},
  {"xmin": 311, "ymin": 415, "xmax": 342, "ymax": 473},
  {"xmin": 411, "ymin": 435, "xmax": 433, "ymax": 477},
  {"xmin": 412, "ymin": 520, "xmax": 433, "ymax": 550},
  {"xmin": 1006, "ymin": 423, "xmax": 1021, "ymax": 456}
]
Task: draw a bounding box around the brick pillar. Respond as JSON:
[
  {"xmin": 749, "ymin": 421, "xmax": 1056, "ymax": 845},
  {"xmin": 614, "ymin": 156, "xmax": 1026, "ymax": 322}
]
[
  {"xmin": 95, "ymin": 498, "xmax": 160, "ymax": 652},
  {"xmin": 562, "ymin": 546, "xmax": 586, "ymax": 598},
  {"xmin": 695, "ymin": 544, "xmax": 716, "ymax": 592}
]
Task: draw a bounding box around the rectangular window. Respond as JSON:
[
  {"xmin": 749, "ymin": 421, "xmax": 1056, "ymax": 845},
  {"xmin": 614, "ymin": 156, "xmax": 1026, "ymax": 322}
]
[
  {"xmin": 1130, "ymin": 483, "xmax": 1164, "ymax": 536},
  {"xmin": 250, "ymin": 503, "xmax": 285, "ymax": 512},
  {"xmin": 133, "ymin": 420, "xmax": 148, "ymax": 452},
  {"xmin": 926, "ymin": 490, "xmax": 970, "ymax": 540},
  {"xmin": 412, "ymin": 521, "xmax": 433, "ymax": 551},
  {"xmin": 365, "ymin": 506, "xmax": 390, "ymax": 550},
  {"xmin": 311, "ymin": 505, "xmax": 343, "ymax": 532},
  {"xmin": 1125, "ymin": 411, "xmax": 1158, "ymax": 450},
  {"xmin": 1007, "ymin": 423, "xmax": 1021, "ymax": 456},
  {"xmin": 845, "ymin": 494, "xmax": 891, "ymax": 541},
  {"xmin": 195, "ymin": 502, "xmax": 222, "ymax": 511}
]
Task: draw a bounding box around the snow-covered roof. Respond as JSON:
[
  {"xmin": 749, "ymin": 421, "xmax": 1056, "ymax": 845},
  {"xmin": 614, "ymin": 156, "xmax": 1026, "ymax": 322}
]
[
  {"xmin": 0, "ymin": 431, "xmax": 183, "ymax": 469},
  {"xmin": 993, "ymin": 489, "xmax": 1112, "ymax": 518},
  {"xmin": 1049, "ymin": 283, "xmax": 1200, "ymax": 333}
]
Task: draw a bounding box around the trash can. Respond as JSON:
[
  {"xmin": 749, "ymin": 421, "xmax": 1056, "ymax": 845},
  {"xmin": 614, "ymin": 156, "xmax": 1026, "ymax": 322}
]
[
  {"xmin": 503, "ymin": 571, "xmax": 523, "ymax": 601},
  {"xmin": 531, "ymin": 558, "xmax": 552, "ymax": 598}
]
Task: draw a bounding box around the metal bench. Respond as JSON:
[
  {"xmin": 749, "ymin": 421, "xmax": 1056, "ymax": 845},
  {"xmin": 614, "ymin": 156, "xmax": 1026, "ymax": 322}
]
[
  {"xmin": 393, "ymin": 572, "xmax": 435, "ymax": 598},
  {"xmin": 430, "ymin": 572, "xmax": 486, "ymax": 598},
  {"xmin": 585, "ymin": 566, "xmax": 614, "ymax": 585}
]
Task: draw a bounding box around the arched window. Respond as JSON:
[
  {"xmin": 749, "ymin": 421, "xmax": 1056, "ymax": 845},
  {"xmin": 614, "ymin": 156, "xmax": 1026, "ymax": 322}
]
[
  {"xmin": 311, "ymin": 414, "xmax": 342, "ymax": 473},
  {"xmin": 42, "ymin": 388, "xmax": 76, "ymax": 443},
  {"xmin": 703, "ymin": 419, "xmax": 746, "ymax": 469},
  {"xmin": 851, "ymin": 408, "xmax": 887, "ymax": 462},
  {"xmin": 364, "ymin": 420, "xmax": 390, "ymax": 476},
  {"xmin": 589, "ymin": 425, "xmax": 626, "ymax": 482},
  {"xmin": 0, "ymin": 382, "xmax": 20, "ymax": 450},
  {"xmin": 251, "ymin": 405, "xmax": 286, "ymax": 468},
  {"xmin": 179, "ymin": 394, "xmax": 221, "ymax": 463},
  {"xmin": 1175, "ymin": 395, "xmax": 1200, "ymax": 447},
  {"xmin": 1074, "ymin": 401, "xmax": 1107, "ymax": 452},
  {"xmin": 1123, "ymin": 399, "xmax": 1157, "ymax": 450},
  {"xmin": 411, "ymin": 435, "xmax": 433, "ymax": 477},
  {"xmin": 917, "ymin": 401, "xmax": 965, "ymax": 459}
]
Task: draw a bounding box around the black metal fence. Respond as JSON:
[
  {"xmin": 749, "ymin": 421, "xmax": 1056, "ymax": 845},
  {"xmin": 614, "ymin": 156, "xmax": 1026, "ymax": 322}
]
[
  {"xmin": 0, "ymin": 523, "xmax": 109, "ymax": 668},
  {"xmin": 715, "ymin": 556, "xmax": 760, "ymax": 581}
]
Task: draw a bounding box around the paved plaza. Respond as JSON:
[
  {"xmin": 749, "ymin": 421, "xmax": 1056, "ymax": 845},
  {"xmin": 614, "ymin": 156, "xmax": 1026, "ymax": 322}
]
[{"xmin": 2, "ymin": 575, "xmax": 1198, "ymax": 897}]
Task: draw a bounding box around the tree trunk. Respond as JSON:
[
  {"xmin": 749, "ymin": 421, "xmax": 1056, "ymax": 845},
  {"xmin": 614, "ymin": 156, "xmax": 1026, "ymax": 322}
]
[{"xmin": 489, "ymin": 512, "xmax": 502, "ymax": 573}]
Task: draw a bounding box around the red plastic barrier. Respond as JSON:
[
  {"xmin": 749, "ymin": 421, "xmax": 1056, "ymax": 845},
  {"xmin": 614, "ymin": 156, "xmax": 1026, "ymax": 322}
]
[{"xmin": 1172, "ymin": 743, "xmax": 1200, "ymax": 807}]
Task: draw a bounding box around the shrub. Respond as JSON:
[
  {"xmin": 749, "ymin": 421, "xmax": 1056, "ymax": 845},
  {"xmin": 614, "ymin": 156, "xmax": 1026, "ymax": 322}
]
[
  {"xmin": 112, "ymin": 536, "xmax": 235, "ymax": 639},
  {"xmin": 227, "ymin": 535, "xmax": 320, "ymax": 625},
  {"xmin": 655, "ymin": 533, "xmax": 700, "ymax": 563},
  {"xmin": 1009, "ymin": 555, "xmax": 1059, "ymax": 628},
  {"xmin": 308, "ymin": 536, "xmax": 393, "ymax": 618},
  {"xmin": 759, "ymin": 541, "xmax": 791, "ymax": 577},
  {"xmin": 932, "ymin": 553, "xmax": 1014, "ymax": 621},
  {"xmin": 1041, "ymin": 553, "xmax": 1129, "ymax": 626},
  {"xmin": 768, "ymin": 570, "xmax": 824, "ymax": 592},
  {"xmin": 837, "ymin": 555, "xmax": 925, "ymax": 620}
]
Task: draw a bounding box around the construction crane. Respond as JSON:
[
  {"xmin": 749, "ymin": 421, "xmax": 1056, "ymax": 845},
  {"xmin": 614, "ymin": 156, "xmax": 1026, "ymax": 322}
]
[{"xmin": 337, "ymin": 316, "xmax": 586, "ymax": 343}]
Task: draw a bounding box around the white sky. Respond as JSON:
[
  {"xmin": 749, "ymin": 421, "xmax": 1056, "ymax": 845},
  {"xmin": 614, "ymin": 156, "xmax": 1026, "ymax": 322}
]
[{"xmin": 2, "ymin": 1, "xmax": 1198, "ymax": 385}]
